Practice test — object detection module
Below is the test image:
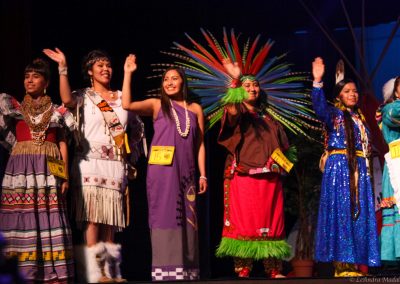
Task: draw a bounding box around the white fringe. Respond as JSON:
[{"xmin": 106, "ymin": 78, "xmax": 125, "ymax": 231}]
[
  {"xmin": 74, "ymin": 185, "xmax": 126, "ymax": 230},
  {"xmin": 384, "ymin": 152, "xmax": 400, "ymax": 214}
]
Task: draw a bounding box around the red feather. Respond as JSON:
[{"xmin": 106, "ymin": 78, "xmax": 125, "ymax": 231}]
[
  {"xmin": 223, "ymin": 28, "xmax": 231, "ymax": 59},
  {"xmin": 184, "ymin": 33, "xmax": 222, "ymax": 68},
  {"xmin": 230, "ymin": 29, "xmax": 243, "ymax": 71},
  {"xmin": 249, "ymin": 42, "xmax": 273, "ymax": 75},
  {"xmin": 200, "ymin": 29, "xmax": 225, "ymax": 63},
  {"xmin": 175, "ymin": 43, "xmax": 217, "ymax": 70},
  {"xmin": 243, "ymin": 34, "xmax": 261, "ymax": 74}
]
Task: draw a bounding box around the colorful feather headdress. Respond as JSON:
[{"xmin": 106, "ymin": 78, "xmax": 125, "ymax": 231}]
[{"xmin": 150, "ymin": 28, "xmax": 322, "ymax": 138}]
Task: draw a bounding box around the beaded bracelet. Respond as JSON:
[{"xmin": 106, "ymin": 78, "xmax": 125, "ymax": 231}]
[
  {"xmin": 312, "ymin": 81, "xmax": 323, "ymax": 88},
  {"xmin": 199, "ymin": 176, "xmax": 207, "ymax": 181},
  {"xmin": 59, "ymin": 67, "xmax": 68, "ymax": 76}
]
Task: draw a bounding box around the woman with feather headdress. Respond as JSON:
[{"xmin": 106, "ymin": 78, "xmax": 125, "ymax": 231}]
[
  {"xmin": 376, "ymin": 76, "xmax": 400, "ymax": 263},
  {"xmin": 311, "ymin": 57, "xmax": 380, "ymax": 276},
  {"xmin": 214, "ymin": 58, "xmax": 292, "ymax": 278},
  {"xmin": 151, "ymin": 28, "xmax": 321, "ymax": 278}
]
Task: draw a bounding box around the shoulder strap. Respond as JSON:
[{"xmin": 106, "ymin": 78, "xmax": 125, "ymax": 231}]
[{"xmin": 85, "ymin": 89, "xmax": 125, "ymax": 148}]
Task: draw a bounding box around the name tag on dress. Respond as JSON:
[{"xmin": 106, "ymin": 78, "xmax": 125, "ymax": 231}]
[
  {"xmin": 389, "ymin": 139, "xmax": 400, "ymax": 159},
  {"xmin": 47, "ymin": 157, "xmax": 68, "ymax": 179},
  {"xmin": 271, "ymin": 148, "xmax": 294, "ymax": 173},
  {"xmin": 148, "ymin": 146, "xmax": 175, "ymax": 165}
]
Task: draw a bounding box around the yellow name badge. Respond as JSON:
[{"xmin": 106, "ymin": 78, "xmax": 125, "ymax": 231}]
[
  {"xmin": 148, "ymin": 146, "xmax": 175, "ymax": 165},
  {"xmin": 389, "ymin": 139, "xmax": 400, "ymax": 159},
  {"xmin": 271, "ymin": 148, "xmax": 294, "ymax": 173},
  {"xmin": 47, "ymin": 157, "xmax": 68, "ymax": 179},
  {"xmin": 124, "ymin": 133, "xmax": 131, "ymax": 154}
]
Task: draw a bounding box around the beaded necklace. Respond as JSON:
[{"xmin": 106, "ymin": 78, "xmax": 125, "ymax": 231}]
[
  {"xmin": 351, "ymin": 112, "xmax": 370, "ymax": 166},
  {"xmin": 20, "ymin": 94, "xmax": 53, "ymax": 145},
  {"xmin": 170, "ymin": 100, "xmax": 190, "ymax": 137}
]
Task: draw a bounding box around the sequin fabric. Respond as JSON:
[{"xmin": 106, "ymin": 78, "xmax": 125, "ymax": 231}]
[{"xmin": 311, "ymin": 87, "xmax": 380, "ymax": 266}]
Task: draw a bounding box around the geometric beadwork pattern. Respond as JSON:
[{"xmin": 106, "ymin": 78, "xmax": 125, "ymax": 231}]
[
  {"xmin": 152, "ymin": 267, "xmax": 199, "ymax": 281},
  {"xmin": 6, "ymin": 249, "xmax": 72, "ymax": 262}
]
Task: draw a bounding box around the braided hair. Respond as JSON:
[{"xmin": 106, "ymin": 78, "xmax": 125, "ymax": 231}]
[{"xmin": 333, "ymin": 79, "xmax": 366, "ymax": 219}]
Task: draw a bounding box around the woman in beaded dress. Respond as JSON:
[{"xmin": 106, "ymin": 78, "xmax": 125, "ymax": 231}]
[
  {"xmin": 0, "ymin": 58, "xmax": 75, "ymax": 283},
  {"xmin": 121, "ymin": 54, "xmax": 207, "ymax": 281},
  {"xmin": 311, "ymin": 57, "xmax": 380, "ymax": 276},
  {"xmin": 376, "ymin": 77, "xmax": 400, "ymax": 262},
  {"xmin": 44, "ymin": 48, "xmax": 144, "ymax": 283}
]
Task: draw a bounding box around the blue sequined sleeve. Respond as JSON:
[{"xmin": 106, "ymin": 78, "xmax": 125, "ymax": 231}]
[
  {"xmin": 311, "ymin": 87, "xmax": 334, "ymax": 131},
  {"xmin": 382, "ymin": 101, "xmax": 400, "ymax": 128}
]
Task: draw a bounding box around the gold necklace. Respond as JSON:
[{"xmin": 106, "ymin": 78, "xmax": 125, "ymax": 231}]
[
  {"xmin": 20, "ymin": 95, "xmax": 53, "ymax": 145},
  {"xmin": 170, "ymin": 100, "xmax": 190, "ymax": 137}
]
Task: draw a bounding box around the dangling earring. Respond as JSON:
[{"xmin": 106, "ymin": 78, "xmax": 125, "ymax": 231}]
[
  {"xmin": 334, "ymin": 98, "xmax": 345, "ymax": 111},
  {"xmin": 44, "ymin": 88, "xmax": 47, "ymax": 95},
  {"xmin": 90, "ymin": 76, "xmax": 94, "ymax": 88}
]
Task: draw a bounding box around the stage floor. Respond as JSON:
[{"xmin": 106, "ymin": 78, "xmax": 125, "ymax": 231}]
[{"xmin": 122, "ymin": 276, "xmax": 400, "ymax": 284}]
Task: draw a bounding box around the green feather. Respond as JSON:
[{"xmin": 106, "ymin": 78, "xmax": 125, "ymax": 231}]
[
  {"xmin": 284, "ymin": 145, "xmax": 298, "ymax": 163},
  {"xmin": 206, "ymin": 108, "xmax": 224, "ymax": 130},
  {"xmin": 216, "ymin": 237, "xmax": 291, "ymax": 260},
  {"xmin": 222, "ymin": 87, "xmax": 248, "ymax": 104}
]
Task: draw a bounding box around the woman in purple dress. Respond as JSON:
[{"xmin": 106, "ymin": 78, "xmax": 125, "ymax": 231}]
[{"xmin": 121, "ymin": 54, "xmax": 207, "ymax": 281}]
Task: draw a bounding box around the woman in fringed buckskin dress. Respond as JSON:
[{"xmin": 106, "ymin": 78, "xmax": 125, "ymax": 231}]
[{"xmin": 44, "ymin": 48, "xmax": 144, "ymax": 283}]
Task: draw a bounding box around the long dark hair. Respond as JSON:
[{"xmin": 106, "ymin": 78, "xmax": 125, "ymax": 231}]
[
  {"xmin": 81, "ymin": 49, "xmax": 112, "ymax": 83},
  {"xmin": 24, "ymin": 58, "xmax": 51, "ymax": 82},
  {"xmin": 160, "ymin": 67, "xmax": 188, "ymax": 119},
  {"xmin": 334, "ymin": 78, "xmax": 363, "ymax": 219}
]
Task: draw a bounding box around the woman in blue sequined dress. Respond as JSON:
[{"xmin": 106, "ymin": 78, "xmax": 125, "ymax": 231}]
[{"xmin": 311, "ymin": 57, "xmax": 380, "ymax": 276}]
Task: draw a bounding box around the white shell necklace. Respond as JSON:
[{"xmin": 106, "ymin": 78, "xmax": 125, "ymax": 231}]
[{"xmin": 170, "ymin": 100, "xmax": 190, "ymax": 137}]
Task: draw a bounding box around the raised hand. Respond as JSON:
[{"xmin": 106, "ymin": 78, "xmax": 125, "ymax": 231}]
[
  {"xmin": 312, "ymin": 57, "xmax": 325, "ymax": 82},
  {"xmin": 124, "ymin": 54, "xmax": 137, "ymax": 73},
  {"xmin": 43, "ymin": 48, "xmax": 67, "ymax": 68},
  {"xmin": 222, "ymin": 57, "xmax": 241, "ymax": 79}
]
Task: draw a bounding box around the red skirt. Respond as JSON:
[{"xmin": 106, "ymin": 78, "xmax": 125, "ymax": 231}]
[{"xmin": 222, "ymin": 172, "xmax": 285, "ymax": 240}]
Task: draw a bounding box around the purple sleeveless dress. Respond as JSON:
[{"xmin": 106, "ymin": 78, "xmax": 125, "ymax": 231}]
[{"xmin": 147, "ymin": 101, "xmax": 200, "ymax": 281}]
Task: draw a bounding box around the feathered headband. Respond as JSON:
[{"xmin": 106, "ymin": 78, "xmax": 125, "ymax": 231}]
[
  {"xmin": 376, "ymin": 77, "xmax": 398, "ymax": 128},
  {"xmin": 335, "ymin": 59, "xmax": 345, "ymax": 85},
  {"xmin": 382, "ymin": 77, "xmax": 397, "ymax": 103},
  {"xmin": 150, "ymin": 28, "xmax": 322, "ymax": 138}
]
